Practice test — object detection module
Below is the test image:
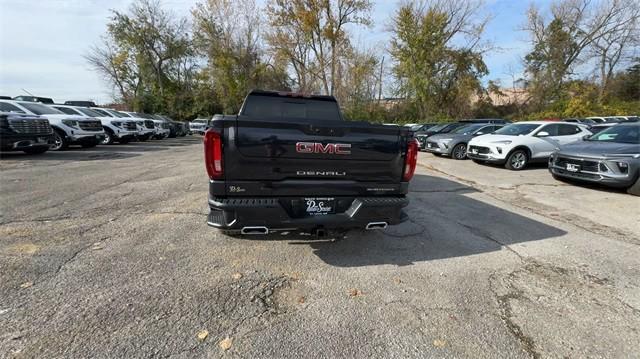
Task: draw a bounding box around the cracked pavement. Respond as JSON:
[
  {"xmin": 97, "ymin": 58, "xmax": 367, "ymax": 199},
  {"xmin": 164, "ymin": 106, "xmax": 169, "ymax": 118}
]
[{"xmin": 1, "ymin": 138, "xmax": 639, "ymax": 358}]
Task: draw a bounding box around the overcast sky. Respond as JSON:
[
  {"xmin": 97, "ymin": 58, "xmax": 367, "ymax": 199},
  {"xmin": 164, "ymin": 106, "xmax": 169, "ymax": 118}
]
[{"xmin": 0, "ymin": 0, "xmax": 548, "ymax": 105}]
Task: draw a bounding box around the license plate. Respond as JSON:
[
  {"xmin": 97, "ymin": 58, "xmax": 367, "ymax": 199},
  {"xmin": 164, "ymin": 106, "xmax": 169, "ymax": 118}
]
[
  {"xmin": 566, "ymin": 163, "xmax": 580, "ymax": 172},
  {"xmin": 304, "ymin": 197, "xmax": 335, "ymax": 215}
]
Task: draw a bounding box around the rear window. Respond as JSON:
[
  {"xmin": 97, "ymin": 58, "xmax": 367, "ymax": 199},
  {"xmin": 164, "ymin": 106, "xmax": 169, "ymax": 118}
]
[{"xmin": 241, "ymin": 95, "xmax": 341, "ymax": 122}]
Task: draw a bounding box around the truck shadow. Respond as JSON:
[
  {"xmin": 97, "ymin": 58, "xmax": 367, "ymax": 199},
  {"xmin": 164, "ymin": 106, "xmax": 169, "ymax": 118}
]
[{"xmin": 306, "ymin": 174, "xmax": 567, "ymax": 267}]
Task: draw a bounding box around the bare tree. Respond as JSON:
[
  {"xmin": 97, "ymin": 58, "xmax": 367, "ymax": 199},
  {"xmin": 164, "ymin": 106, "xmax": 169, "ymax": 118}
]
[
  {"xmin": 524, "ymin": 0, "xmax": 636, "ymax": 103},
  {"xmin": 590, "ymin": 0, "xmax": 640, "ymax": 99}
]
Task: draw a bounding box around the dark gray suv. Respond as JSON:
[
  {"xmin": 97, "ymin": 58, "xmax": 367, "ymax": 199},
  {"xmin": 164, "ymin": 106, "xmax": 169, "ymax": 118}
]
[{"xmin": 549, "ymin": 123, "xmax": 640, "ymax": 195}]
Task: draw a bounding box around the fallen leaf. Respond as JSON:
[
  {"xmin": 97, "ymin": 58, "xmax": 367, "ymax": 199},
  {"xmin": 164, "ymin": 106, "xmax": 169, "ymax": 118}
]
[
  {"xmin": 219, "ymin": 337, "xmax": 233, "ymax": 350},
  {"xmin": 19, "ymin": 281, "xmax": 33, "ymax": 289},
  {"xmin": 197, "ymin": 330, "xmax": 208, "ymax": 341},
  {"xmin": 232, "ymin": 273, "xmax": 243, "ymax": 280},
  {"xmin": 393, "ymin": 277, "xmax": 402, "ymax": 284},
  {"xmin": 433, "ymin": 339, "xmax": 447, "ymax": 348},
  {"xmin": 297, "ymin": 296, "xmax": 306, "ymax": 304},
  {"xmin": 348, "ymin": 289, "xmax": 362, "ymax": 297}
]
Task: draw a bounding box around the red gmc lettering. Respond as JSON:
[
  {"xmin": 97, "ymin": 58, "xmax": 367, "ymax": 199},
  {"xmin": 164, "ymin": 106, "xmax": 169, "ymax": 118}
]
[{"xmin": 295, "ymin": 142, "xmax": 351, "ymax": 155}]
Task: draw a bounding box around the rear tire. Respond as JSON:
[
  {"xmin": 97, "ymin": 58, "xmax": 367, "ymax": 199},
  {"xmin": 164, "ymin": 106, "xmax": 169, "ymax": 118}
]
[
  {"xmin": 23, "ymin": 147, "xmax": 49, "ymax": 155},
  {"xmin": 452, "ymin": 143, "xmax": 467, "ymax": 160},
  {"xmin": 505, "ymin": 149, "xmax": 528, "ymax": 170}
]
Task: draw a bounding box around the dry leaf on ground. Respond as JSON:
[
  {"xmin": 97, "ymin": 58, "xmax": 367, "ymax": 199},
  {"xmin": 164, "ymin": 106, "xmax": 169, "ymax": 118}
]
[
  {"xmin": 433, "ymin": 339, "xmax": 447, "ymax": 347},
  {"xmin": 20, "ymin": 282, "xmax": 33, "ymax": 289},
  {"xmin": 232, "ymin": 273, "xmax": 243, "ymax": 280},
  {"xmin": 219, "ymin": 337, "xmax": 233, "ymax": 350},
  {"xmin": 197, "ymin": 330, "xmax": 208, "ymax": 341}
]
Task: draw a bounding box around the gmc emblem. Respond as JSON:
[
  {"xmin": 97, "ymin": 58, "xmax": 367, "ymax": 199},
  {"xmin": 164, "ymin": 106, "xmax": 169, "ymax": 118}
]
[{"xmin": 295, "ymin": 142, "xmax": 351, "ymax": 155}]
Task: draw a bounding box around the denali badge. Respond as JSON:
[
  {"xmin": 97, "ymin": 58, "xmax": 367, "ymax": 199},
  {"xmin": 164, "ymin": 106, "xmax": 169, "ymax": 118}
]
[
  {"xmin": 297, "ymin": 170, "xmax": 346, "ymax": 176},
  {"xmin": 295, "ymin": 142, "xmax": 351, "ymax": 155}
]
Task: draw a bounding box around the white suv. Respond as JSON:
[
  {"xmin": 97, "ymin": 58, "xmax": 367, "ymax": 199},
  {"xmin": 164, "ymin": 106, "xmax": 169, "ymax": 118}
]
[
  {"xmin": 467, "ymin": 121, "xmax": 592, "ymax": 170},
  {"xmin": 91, "ymin": 108, "xmax": 155, "ymax": 141},
  {"xmin": 52, "ymin": 105, "xmax": 137, "ymax": 144},
  {"xmin": 0, "ymin": 100, "xmax": 105, "ymax": 150},
  {"xmin": 189, "ymin": 118, "xmax": 208, "ymax": 134}
]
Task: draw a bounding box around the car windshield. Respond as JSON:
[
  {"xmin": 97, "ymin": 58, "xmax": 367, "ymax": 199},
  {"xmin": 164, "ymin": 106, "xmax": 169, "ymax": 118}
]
[
  {"xmin": 109, "ymin": 110, "xmax": 128, "ymax": 118},
  {"xmin": 54, "ymin": 106, "xmax": 82, "ymax": 116},
  {"xmin": 91, "ymin": 108, "xmax": 113, "ymax": 117},
  {"xmin": 19, "ymin": 102, "xmax": 64, "ymax": 115},
  {"xmin": 587, "ymin": 124, "xmax": 640, "ymax": 144},
  {"xmin": 76, "ymin": 108, "xmax": 105, "ymax": 117},
  {"xmin": 493, "ymin": 123, "xmax": 541, "ymax": 136},
  {"xmin": 426, "ymin": 123, "xmax": 447, "ymax": 132},
  {"xmin": 450, "ymin": 123, "xmax": 485, "ymax": 135},
  {"xmin": 0, "ymin": 102, "xmax": 26, "ymax": 113}
]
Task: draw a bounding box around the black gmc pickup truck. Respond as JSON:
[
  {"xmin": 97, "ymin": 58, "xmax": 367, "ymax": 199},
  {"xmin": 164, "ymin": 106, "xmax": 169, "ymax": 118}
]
[{"xmin": 204, "ymin": 90, "xmax": 418, "ymax": 237}]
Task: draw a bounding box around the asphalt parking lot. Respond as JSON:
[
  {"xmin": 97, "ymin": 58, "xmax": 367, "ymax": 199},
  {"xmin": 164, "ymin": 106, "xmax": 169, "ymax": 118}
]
[{"xmin": 1, "ymin": 138, "xmax": 639, "ymax": 358}]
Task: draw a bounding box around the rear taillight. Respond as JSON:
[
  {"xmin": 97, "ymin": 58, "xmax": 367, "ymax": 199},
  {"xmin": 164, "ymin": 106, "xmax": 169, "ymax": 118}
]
[
  {"xmin": 204, "ymin": 129, "xmax": 223, "ymax": 179},
  {"xmin": 403, "ymin": 138, "xmax": 419, "ymax": 181}
]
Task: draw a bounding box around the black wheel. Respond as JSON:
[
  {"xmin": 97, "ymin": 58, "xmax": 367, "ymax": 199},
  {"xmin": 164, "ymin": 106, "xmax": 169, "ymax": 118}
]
[
  {"xmin": 23, "ymin": 147, "xmax": 49, "ymax": 155},
  {"xmin": 505, "ymin": 149, "xmax": 528, "ymax": 170},
  {"xmin": 452, "ymin": 143, "xmax": 467, "ymax": 160},
  {"xmin": 102, "ymin": 130, "xmax": 114, "ymax": 145},
  {"xmin": 50, "ymin": 130, "xmax": 68, "ymax": 151}
]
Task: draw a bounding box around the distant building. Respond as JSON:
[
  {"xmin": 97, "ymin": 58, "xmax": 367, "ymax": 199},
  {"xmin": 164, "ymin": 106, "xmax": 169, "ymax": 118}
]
[{"xmin": 472, "ymin": 88, "xmax": 529, "ymax": 106}]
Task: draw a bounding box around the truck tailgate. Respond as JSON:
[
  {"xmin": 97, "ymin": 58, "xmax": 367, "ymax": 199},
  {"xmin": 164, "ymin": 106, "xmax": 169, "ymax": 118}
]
[{"xmin": 226, "ymin": 118, "xmax": 405, "ymax": 183}]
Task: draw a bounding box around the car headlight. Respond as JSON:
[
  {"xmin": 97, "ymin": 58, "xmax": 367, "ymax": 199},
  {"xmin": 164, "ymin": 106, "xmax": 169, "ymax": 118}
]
[
  {"xmin": 112, "ymin": 121, "xmax": 122, "ymax": 127},
  {"xmin": 491, "ymin": 140, "xmax": 512, "ymax": 145},
  {"xmin": 440, "ymin": 138, "xmax": 452, "ymax": 144},
  {"xmin": 62, "ymin": 119, "xmax": 79, "ymax": 128}
]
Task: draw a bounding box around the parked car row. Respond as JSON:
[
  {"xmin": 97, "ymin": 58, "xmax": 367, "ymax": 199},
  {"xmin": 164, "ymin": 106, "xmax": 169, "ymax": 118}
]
[
  {"xmin": 413, "ymin": 119, "xmax": 640, "ymax": 195},
  {"xmin": 0, "ymin": 98, "xmax": 190, "ymax": 154}
]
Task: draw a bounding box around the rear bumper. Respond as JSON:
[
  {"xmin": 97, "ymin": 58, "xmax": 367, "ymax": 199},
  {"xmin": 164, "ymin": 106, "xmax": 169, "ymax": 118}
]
[{"xmin": 207, "ymin": 196, "xmax": 409, "ymax": 231}]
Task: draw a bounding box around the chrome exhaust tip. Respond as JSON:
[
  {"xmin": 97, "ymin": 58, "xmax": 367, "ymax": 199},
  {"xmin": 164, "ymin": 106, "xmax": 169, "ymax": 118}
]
[
  {"xmin": 241, "ymin": 226, "xmax": 269, "ymax": 235},
  {"xmin": 365, "ymin": 222, "xmax": 388, "ymax": 230}
]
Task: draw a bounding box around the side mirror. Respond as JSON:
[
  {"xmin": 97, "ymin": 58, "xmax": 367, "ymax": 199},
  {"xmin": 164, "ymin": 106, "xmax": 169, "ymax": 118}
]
[
  {"xmin": 476, "ymin": 131, "xmax": 484, "ymax": 135},
  {"xmin": 537, "ymin": 131, "xmax": 550, "ymax": 137},
  {"xmin": 582, "ymin": 134, "xmax": 591, "ymax": 140}
]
